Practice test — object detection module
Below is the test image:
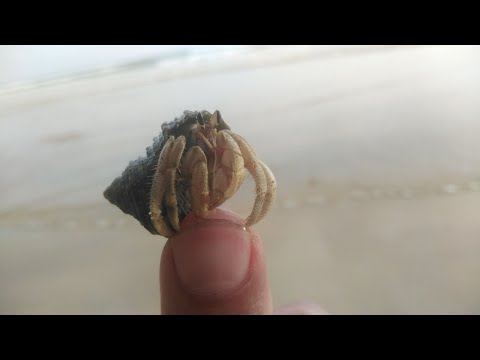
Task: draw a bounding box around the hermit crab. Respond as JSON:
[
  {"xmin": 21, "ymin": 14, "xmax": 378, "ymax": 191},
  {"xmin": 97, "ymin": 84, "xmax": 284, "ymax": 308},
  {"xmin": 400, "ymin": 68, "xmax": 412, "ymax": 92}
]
[{"xmin": 104, "ymin": 110, "xmax": 277, "ymax": 237}]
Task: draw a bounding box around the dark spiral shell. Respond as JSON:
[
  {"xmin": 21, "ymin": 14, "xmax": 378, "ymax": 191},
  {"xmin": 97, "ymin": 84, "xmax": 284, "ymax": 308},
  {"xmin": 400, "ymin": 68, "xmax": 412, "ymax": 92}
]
[{"xmin": 103, "ymin": 110, "xmax": 231, "ymax": 235}]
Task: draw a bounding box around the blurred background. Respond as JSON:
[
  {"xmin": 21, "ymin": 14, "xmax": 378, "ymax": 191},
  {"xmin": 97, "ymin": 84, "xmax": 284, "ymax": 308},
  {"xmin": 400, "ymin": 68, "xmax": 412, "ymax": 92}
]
[{"xmin": 1, "ymin": 45, "xmax": 479, "ymax": 314}]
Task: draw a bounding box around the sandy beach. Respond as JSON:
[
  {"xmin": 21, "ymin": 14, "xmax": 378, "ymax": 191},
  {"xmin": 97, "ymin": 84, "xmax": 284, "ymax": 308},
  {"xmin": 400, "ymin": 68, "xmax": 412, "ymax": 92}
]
[{"xmin": 1, "ymin": 45, "xmax": 480, "ymax": 314}]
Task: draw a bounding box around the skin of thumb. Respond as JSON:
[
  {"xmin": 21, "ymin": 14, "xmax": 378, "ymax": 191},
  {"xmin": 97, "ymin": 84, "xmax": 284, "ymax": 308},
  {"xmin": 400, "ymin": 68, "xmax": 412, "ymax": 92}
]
[{"xmin": 159, "ymin": 208, "xmax": 273, "ymax": 315}]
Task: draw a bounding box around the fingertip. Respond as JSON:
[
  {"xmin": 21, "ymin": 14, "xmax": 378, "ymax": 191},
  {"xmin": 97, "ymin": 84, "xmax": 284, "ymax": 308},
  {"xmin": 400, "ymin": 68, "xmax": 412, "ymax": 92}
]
[{"xmin": 160, "ymin": 208, "xmax": 272, "ymax": 314}]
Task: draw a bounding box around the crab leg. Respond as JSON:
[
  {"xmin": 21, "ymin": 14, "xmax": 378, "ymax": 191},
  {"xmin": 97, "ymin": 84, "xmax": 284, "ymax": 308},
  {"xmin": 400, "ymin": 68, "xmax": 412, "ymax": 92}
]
[
  {"xmin": 209, "ymin": 131, "xmax": 245, "ymax": 209},
  {"xmin": 256, "ymin": 160, "xmax": 277, "ymax": 223},
  {"xmin": 225, "ymin": 131, "xmax": 267, "ymax": 227},
  {"xmin": 164, "ymin": 136, "xmax": 186, "ymax": 231},
  {"xmin": 182, "ymin": 145, "xmax": 210, "ymax": 219},
  {"xmin": 150, "ymin": 136, "xmax": 176, "ymax": 237},
  {"xmin": 149, "ymin": 135, "xmax": 186, "ymax": 235}
]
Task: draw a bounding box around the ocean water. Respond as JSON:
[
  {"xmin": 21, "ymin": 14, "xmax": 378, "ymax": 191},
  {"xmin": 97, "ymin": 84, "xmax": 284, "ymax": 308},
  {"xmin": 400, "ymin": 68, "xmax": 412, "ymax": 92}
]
[
  {"xmin": 0, "ymin": 45, "xmax": 253, "ymax": 87},
  {"xmin": 0, "ymin": 45, "xmax": 394, "ymax": 91}
]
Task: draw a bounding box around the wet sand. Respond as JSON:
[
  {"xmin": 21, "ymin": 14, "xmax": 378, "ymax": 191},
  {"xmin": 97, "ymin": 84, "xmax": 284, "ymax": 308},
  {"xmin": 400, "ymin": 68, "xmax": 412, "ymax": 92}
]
[{"xmin": 1, "ymin": 45, "xmax": 480, "ymax": 314}]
